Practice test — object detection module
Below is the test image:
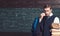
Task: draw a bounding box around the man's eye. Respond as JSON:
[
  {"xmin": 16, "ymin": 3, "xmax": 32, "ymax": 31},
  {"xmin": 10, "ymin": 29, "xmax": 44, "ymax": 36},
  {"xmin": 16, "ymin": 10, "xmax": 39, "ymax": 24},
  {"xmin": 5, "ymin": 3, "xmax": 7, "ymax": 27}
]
[{"xmin": 46, "ymin": 10, "xmax": 49, "ymax": 12}]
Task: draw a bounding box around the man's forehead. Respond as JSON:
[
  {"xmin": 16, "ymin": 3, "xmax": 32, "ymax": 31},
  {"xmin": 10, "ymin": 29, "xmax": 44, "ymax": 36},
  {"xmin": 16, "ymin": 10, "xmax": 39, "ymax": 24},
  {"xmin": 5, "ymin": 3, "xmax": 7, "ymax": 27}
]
[{"xmin": 44, "ymin": 8, "xmax": 50, "ymax": 10}]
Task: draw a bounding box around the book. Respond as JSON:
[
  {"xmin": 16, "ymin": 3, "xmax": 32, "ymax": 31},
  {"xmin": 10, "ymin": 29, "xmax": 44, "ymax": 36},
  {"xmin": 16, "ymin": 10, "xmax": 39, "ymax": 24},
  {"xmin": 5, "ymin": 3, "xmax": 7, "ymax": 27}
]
[{"xmin": 51, "ymin": 23, "xmax": 60, "ymax": 29}]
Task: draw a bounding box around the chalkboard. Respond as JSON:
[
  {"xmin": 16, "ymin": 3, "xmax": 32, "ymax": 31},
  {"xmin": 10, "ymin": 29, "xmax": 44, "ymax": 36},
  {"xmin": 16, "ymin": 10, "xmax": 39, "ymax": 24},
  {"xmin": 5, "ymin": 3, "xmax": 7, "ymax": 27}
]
[{"xmin": 0, "ymin": 8, "xmax": 60, "ymax": 32}]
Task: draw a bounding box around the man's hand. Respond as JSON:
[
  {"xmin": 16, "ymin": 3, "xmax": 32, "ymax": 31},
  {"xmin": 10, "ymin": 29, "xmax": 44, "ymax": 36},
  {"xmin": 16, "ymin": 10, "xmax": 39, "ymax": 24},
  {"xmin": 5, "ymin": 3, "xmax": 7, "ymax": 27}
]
[{"xmin": 40, "ymin": 13, "xmax": 45, "ymax": 20}]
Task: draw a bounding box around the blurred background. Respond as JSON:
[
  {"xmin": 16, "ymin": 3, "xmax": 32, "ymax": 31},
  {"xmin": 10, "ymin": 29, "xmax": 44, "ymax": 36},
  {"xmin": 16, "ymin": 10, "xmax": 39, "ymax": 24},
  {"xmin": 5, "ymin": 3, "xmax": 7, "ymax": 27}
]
[{"xmin": 0, "ymin": 0, "xmax": 60, "ymax": 36}]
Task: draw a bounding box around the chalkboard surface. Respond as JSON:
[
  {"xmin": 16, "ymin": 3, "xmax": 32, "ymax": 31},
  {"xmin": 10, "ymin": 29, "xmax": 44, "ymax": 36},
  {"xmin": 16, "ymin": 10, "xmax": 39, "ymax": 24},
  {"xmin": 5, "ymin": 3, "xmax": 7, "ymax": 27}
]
[{"xmin": 0, "ymin": 8, "xmax": 60, "ymax": 32}]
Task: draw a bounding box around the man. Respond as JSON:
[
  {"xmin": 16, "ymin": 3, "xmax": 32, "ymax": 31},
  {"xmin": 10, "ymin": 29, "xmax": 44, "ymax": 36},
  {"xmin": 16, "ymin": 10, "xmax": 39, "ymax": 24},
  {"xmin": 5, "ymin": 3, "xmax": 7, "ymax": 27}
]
[{"xmin": 32, "ymin": 4, "xmax": 60, "ymax": 36}]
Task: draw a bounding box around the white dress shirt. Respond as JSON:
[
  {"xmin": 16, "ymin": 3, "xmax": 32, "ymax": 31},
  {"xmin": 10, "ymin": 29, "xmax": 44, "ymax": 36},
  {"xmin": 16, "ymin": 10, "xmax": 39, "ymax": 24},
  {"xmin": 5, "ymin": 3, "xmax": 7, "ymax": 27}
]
[{"xmin": 39, "ymin": 13, "xmax": 60, "ymax": 23}]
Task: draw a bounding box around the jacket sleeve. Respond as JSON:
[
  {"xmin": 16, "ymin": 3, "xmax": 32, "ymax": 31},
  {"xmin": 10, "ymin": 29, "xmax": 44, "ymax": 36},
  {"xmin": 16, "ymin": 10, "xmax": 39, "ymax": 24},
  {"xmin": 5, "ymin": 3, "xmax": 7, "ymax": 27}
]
[{"xmin": 32, "ymin": 17, "xmax": 39, "ymax": 32}]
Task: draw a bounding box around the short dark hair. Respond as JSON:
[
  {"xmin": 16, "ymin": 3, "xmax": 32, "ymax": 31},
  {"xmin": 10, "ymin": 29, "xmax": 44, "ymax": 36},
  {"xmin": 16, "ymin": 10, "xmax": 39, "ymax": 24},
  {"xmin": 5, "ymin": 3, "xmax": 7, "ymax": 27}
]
[{"xmin": 43, "ymin": 4, "xmax": 52, "ymax": 9}]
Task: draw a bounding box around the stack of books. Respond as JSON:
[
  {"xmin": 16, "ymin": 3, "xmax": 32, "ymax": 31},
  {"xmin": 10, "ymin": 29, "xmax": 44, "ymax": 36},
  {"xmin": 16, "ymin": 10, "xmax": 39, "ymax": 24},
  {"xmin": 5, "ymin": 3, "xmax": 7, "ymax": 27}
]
[{"xmin": 51, "ymin": 23, "xmax": 60, "ymax": 36}]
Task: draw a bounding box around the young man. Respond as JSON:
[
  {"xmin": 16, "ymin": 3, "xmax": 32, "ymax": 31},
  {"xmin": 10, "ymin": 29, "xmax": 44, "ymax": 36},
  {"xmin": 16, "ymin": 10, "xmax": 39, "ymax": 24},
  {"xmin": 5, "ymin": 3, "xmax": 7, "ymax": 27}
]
[{"xmin": 32, "ymin": 4, "xmax": 60, "ymax": 36}]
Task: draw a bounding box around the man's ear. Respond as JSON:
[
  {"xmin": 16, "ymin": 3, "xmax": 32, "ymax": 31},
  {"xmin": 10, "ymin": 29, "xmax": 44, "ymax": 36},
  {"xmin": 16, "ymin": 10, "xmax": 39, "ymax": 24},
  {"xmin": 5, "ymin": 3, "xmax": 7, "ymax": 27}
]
[{"xmin": 51, "ymin": 9, "xmax": 52, "ymax": 11}]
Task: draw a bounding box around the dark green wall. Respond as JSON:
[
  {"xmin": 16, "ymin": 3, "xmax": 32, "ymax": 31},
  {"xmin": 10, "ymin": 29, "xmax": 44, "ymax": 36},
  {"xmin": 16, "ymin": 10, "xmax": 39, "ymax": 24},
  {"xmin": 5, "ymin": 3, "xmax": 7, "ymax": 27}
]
[{"xmin": 0, "ymin": 8, "xmax": 60, "ymax": 32}]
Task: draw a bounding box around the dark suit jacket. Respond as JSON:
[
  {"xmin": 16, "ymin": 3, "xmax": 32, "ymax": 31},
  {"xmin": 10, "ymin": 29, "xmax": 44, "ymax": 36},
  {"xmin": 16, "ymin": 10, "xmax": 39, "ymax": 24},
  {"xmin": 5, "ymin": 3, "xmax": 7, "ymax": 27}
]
[{"xmin": 32, "ymin": 15, "xmax": 56, "ymax": 36}]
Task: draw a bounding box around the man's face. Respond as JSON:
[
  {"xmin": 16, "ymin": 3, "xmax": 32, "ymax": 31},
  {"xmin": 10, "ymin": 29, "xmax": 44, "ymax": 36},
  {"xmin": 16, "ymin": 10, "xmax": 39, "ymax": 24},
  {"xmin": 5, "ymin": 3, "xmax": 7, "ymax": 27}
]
[{"xmin": 44, "ymin": 7, "xmax": 52, "ymax": 16}]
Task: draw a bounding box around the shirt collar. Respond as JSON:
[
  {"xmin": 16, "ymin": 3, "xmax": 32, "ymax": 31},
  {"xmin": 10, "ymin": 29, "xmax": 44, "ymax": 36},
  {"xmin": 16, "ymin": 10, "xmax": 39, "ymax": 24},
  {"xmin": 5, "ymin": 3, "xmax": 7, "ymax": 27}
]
[{"xmin": 49, "ymin": 13, "xmax": 53, "ymax": 17}]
